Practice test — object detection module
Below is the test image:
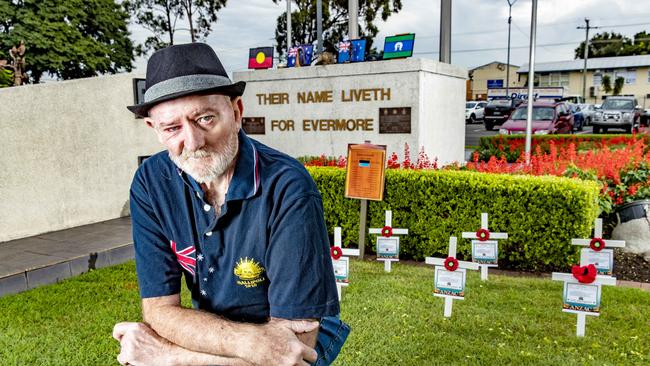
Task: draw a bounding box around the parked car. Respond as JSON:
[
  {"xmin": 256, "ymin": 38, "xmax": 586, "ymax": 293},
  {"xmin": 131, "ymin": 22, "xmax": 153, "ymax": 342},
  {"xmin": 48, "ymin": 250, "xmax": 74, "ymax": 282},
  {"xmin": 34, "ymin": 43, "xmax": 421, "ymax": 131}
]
[
  {"xmin": 641, "ymin": 108, "xmax": 650, "ymax": 127},
  {"xmin": 499, "ymin": 101, "xmax": 574, "ymax": 135},
  {"xmin": 591, "ymin": 96, "xmax": 641, "ymax": 134},
  {"xmin": 483, "ymin": 98, "xmax": 524, "ymax": 131},
  {"xmin": 569, "ymin": 104, "xmax": 584, "ymax": 131},
  {"xmin": 465, "ymin": 101, "xmax": 487, "ymax": 124},
  {"xmin": 578, "ymin": 103, "xmax": 597, "ymax": 126}
]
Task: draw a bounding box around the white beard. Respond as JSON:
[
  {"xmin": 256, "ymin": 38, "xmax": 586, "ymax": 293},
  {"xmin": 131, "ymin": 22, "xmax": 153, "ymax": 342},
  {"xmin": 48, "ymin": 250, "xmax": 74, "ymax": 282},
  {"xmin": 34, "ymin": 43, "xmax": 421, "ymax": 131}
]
[{"xmin": 170, "ymin": 128, "xmax": 239, "ymax": 183}]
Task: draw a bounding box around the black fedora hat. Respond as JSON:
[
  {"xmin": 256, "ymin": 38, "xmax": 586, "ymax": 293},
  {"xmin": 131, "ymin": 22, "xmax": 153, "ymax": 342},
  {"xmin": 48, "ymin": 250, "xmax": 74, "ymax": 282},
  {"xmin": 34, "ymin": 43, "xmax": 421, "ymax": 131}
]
[{"xmin": 127, "ymin": 43, "xmax": 246, "ymax": 117}]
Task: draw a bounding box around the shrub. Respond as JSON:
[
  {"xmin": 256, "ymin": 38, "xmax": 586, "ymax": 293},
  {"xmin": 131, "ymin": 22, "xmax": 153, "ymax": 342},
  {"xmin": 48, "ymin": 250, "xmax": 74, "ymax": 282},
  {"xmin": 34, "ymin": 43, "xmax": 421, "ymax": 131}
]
[
  {"xmin": 475, "ymin": 134, "xmax": 650, "ymax": 163},
  {"xmin": 308, "ymin": 167, "xmax": 600, "ymax": 272}
]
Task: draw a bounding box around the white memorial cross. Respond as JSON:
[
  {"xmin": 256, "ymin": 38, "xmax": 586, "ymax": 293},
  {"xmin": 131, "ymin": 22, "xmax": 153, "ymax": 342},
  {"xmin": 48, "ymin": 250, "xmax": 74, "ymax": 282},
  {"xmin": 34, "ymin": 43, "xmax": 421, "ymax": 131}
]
[
  {"xmin": 551, "ymin": 272, "xmax": 617, "ymax": 337},
  {"xmin": 571, "ymin": 218, "xmax": 625, "ymax": 276},
  {"xmin": 369, "ymin": 210, "xmax": 408, "ymax": 272},
  {"xmin": 461, "ymin": 213, "xmax": 508, "ymax": 281},
  {"xmin": 425, "ymin": 237, "xmax": 479, "ymax": 318},
  {"xmin": 331, "ymin": 227, "xmax": 360, "ymax": 301}
]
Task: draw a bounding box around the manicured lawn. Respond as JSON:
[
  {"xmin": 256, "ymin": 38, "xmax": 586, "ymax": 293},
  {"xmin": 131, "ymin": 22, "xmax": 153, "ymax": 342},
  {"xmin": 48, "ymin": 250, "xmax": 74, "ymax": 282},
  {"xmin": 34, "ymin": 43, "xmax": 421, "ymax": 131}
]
[{"xmin": 1, "ymin": 260, "xmax": 648, "ymax": 365}]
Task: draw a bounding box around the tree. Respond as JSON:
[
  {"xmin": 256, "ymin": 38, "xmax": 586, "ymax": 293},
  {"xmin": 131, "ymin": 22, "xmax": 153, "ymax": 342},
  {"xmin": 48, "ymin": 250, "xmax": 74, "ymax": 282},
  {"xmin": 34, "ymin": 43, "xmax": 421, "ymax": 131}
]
[
  {"xmin": 272, "ymin": 0, "xmax": 403, "ymax": 58},
  {"xmin": 601, "ymin": 75, "xmax": 612, "ymax": 94},
  {"xmin": 575, "ymin": 31, "xmax": 650, "ymax": 59},
  {"xmin": 613, "ymin": 76, "xmax": 625, "ymax": 96},
  {"xmin": 125, "ymin": 0, "xmax": 228, "ymax": 55},
  {"xmin": 0, "ymin": 0, "xmax": 135, "ymax": 83}
]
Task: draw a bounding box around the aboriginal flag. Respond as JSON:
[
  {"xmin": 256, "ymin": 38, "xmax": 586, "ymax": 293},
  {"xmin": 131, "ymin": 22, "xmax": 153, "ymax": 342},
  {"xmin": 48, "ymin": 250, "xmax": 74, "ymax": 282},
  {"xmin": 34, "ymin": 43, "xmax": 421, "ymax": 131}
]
[{"xmin": 248, "ymin": 47, "xmax": 273, "ymax": 69}]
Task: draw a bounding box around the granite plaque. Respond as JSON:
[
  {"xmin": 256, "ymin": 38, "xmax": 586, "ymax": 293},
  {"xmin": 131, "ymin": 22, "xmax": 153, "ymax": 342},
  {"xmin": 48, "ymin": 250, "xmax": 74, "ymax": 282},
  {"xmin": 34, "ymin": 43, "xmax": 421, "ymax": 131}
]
[
  {"xmin": 242, "ymin": 117, "xmax": 266, "ymax": 134},
  {"xmin": 379, "ymin": 107, "xmax": 411, "ymax": 133}
]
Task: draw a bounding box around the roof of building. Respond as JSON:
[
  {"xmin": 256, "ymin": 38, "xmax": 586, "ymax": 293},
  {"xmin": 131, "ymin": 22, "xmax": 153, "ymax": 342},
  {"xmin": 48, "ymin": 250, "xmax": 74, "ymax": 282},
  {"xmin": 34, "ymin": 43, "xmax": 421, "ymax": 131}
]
[
  {"xmin": 518, "ymin": 54, "xmax": 650, "ymax": 73},
  {"xmin": 469, "ymin": 61, "xmax": 519, "ymax": 71}
]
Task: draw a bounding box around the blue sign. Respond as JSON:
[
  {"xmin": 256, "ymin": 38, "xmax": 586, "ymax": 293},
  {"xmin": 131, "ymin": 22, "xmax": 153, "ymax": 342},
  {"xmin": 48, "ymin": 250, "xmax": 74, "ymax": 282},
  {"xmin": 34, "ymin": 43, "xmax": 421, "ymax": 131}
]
[{"xmin": 487, "ymin": 79, "xmax": 504, "ymax": 89}]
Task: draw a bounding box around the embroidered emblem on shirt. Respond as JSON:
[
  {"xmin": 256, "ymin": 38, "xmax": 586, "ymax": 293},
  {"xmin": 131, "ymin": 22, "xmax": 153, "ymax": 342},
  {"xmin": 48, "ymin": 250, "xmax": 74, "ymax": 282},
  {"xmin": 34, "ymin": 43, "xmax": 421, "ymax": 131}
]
[
  {"xmin": 233, "ymin": 257, "xmax": 265, "ymax": 288},
  {"xmin": 170, "ymin": 240, "xmax": 196, "ymax": 276}
]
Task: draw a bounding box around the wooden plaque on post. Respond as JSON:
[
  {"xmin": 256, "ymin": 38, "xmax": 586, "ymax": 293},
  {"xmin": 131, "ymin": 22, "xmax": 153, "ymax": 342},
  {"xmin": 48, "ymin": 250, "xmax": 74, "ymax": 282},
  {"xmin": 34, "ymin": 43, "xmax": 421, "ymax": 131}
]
[{"xmin": 344, "ymin": 143, "xmax": 387, "ymax": 201}]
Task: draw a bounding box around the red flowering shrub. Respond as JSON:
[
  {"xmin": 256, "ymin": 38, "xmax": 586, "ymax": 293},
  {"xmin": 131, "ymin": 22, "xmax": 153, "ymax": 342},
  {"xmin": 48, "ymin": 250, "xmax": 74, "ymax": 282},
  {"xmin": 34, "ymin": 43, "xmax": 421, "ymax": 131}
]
[{"xmin": 302, "ymin": 138, "xmax": 650, "ymax": 214}]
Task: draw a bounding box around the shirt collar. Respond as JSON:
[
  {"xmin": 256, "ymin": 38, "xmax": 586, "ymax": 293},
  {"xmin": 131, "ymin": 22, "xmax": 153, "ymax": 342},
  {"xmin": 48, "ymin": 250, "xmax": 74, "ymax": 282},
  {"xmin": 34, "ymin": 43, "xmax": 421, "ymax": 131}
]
[{"xmin": 175, "ymin": 129, "xmax": 260, "ymax": 201}]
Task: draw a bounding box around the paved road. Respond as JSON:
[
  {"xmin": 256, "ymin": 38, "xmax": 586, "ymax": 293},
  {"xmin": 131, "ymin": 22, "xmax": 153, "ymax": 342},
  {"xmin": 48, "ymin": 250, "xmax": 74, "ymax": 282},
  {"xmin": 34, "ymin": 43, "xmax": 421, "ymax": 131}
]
[{"xmin": 465, "ymin": 122, "xmax": 597, "ymax": 147}]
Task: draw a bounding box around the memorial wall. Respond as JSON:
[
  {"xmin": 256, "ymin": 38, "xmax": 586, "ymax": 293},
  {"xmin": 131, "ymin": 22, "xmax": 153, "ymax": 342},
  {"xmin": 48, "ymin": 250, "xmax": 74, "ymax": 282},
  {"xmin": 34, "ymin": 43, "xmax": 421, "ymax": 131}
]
[
  {"xmin": 0, "ymin": 73, "xmax": 160, "ymax": 242},
  {"xmin": 234, "ymin": 58, "xmax": 467, "ymax": 164}
]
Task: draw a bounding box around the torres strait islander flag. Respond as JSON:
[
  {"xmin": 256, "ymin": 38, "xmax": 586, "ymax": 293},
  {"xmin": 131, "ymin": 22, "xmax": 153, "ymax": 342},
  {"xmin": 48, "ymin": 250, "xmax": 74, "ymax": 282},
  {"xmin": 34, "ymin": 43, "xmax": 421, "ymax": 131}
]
[
  {"xmin": 248, "ymin": 47, "xmax": 274, "ymax": 69},
  {"xmin": 383, "ymin": 33, "xmax": 416, "ymax": 60}
]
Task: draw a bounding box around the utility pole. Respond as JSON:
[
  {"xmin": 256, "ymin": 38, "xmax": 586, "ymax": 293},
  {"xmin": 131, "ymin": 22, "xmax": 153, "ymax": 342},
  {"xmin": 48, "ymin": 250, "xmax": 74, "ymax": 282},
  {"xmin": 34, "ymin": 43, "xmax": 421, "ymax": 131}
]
[
  {"xmin": 577, "ymin": 18, "xmax": 599, "ymax": 102},
  {"xmin": 439, "ymin": 0, "xmax": 452, "ymax": 63},
  {"xmin": 506, "ymin": 0, "xmax": 517, "ymax": 98},
  {"xmin": 286, "ymin": 0, "xmax": 292, "ymax": 57},
  {"xmin": 349, "ymin": 0, "xmax": 358, "ymax": 39}
]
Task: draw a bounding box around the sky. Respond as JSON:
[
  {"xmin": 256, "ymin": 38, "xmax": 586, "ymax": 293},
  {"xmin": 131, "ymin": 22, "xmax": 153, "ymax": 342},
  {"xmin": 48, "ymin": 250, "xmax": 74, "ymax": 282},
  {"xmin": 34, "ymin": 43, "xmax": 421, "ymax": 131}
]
[{"xmin": 128, "ymin": 0, "xmax": 650, "ymax": 76}]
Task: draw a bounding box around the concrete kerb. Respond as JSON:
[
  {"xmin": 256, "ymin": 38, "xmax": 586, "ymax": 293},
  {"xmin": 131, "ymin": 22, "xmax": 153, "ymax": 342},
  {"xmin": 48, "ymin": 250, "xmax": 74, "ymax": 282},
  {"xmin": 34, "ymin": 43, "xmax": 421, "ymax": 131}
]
[{"xmin": 0, "ymin": 243, "xmax": 134, "ymax": 298}]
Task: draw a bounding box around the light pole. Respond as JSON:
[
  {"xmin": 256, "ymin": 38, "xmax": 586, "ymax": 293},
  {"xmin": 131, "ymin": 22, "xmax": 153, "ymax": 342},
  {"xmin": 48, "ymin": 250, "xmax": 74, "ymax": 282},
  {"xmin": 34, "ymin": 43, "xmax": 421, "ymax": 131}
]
[
  {"xmin": 524, "ymin": 0, "xmax": 538, "ymax": 164},
  {"xmin": 506, "ymin": 0, "xmax": 517, "ymax": 98},
  {"xmin": 439, "ymin": 0, "xmax": 452, "ymax": 63}
]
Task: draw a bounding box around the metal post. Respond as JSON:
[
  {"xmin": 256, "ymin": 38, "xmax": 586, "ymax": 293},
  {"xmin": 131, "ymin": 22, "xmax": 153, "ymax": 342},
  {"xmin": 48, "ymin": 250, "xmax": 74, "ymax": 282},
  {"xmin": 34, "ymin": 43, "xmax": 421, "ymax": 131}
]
[
  {"xmin": 348, "ymin": 0, "xmax": 358, "ymax": 39},
  {"xmin": 286, "ymin": 0, "xmax": 292, "ymax": 57},
  {"xmin": 582, "ymin": 20, "xmax": 589, "ymax": 101},
  {"xmin": 357, "ymin": 199, "xmax": 367, "ymax": 259},
  {"xmin": 524, "ymin": 0, "xmax": 538, "ymax": 164},
  {"xmin": 439, "ymin": 0, "xmax": 452, "ymax": 63},
  {"xmin": 506, "ymin": 0, "xmax": 517, "ymax": 97},
  {"xmin": 316, "ymin": 0, "xmax": 323, "ymax": 54}
]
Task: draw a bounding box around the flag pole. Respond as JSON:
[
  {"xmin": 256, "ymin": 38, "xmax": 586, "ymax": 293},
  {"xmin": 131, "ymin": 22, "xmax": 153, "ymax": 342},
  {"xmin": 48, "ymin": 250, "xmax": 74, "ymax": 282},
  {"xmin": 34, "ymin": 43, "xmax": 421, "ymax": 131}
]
[{"xmin": 286, "ymin": 0, "xmax": 292, "ymax": 58}]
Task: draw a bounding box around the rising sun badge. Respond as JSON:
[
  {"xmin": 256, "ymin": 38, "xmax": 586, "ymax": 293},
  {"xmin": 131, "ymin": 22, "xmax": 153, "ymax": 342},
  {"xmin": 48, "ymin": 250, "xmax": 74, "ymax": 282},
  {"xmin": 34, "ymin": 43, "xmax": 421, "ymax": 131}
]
[{"xmin": 233, "ymin": 257, "xmax": 265, "ymax": 288}]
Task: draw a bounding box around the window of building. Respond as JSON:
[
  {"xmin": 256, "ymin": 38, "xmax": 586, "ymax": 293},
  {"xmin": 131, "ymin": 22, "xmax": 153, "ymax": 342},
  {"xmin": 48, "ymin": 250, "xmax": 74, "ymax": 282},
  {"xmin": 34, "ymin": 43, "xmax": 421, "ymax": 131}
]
[
  {"xmin": 538, "ymin": 72, "xmax": 569, "ymax": 87},
  {"xmin": 615, "ymin": 69, "xmax": 636, "ymax": 85}
]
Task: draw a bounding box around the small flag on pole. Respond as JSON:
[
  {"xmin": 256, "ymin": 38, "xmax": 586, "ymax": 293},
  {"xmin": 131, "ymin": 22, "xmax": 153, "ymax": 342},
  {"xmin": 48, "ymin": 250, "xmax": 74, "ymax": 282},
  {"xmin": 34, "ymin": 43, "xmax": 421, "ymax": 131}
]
[
  {"xmin": 248, "ymin": 47, "xmax": 274, "ymax": 69},
  {"xmin": 337, "ymin": 41, "xmax": 351, "ymax": 63},
  {"xmin": 382, "ymin": 33, "xmax": 415, "ymax": 60},
  {"xmin": 287, "ymin": 46, "xmax": 299, "ymax": 67},
  {"xmin": 350, "ymin": 39, "xmax": 366, "ymax": 62}
]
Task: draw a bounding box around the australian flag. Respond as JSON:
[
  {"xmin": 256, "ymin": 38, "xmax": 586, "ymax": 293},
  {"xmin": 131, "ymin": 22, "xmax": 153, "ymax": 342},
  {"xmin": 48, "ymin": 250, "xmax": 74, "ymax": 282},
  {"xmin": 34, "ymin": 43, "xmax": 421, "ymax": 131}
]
[
  {"xmin": 287, "ymin": 47, "xmax": 299, "ymax": 67},
  {"xmin": 287, "ymin": 45, "xmax": 314, "ymax": 67},
  {"xmin": 298, "ymin": 44, "xmax": 314, "ymax": 66},
  {"xmin": 351, "ymin": 39, "xmax": 366, "ymax": 62},
  {"xmin": 338, "ymin": 41, "xmax": 351, "ymax": 63}
]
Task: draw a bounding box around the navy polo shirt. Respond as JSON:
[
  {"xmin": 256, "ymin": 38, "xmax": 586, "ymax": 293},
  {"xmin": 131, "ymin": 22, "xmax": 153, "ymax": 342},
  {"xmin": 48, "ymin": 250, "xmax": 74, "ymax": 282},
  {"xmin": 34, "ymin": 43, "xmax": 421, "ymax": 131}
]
[{"xmin": 130, "ymin": 130, "xmax": 340, "ymax": 323}]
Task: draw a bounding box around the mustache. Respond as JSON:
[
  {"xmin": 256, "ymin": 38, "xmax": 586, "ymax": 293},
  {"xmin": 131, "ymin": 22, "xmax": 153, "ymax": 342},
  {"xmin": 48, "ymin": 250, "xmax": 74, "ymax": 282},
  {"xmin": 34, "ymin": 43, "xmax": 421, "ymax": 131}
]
[{"xmin": 177, "ymin": 148, "xmax": 216, "ymax": 160}]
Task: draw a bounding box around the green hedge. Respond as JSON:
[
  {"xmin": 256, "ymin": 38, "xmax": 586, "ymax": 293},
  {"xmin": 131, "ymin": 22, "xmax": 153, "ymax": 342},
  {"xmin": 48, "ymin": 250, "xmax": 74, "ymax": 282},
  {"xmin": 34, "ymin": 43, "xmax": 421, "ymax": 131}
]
[
  {"xmin": 475, "ymin": 134, "xmax": 650, "ymax": 162},
  {"xmin": 308, "ymin": 167, "xmax": 601, "ymax": 272}
]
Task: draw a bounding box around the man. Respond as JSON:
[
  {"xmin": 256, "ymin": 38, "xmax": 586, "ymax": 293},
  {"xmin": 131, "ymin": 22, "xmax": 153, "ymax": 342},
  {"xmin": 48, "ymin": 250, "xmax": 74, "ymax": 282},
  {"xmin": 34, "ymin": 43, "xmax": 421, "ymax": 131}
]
[{"xmin": 113, "ymin": 43, "xmax": 349, "ymax": 366}]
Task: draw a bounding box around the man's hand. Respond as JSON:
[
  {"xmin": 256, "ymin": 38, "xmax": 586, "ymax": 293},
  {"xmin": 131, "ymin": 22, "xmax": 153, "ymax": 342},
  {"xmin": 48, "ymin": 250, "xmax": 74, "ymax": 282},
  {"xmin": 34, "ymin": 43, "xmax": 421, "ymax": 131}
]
[
  {"xmin": 270, "ymin": 318, "xmax": 319, "ymax": 349},
  {"xmin": 113, "ymin": 322, "xmax": 175, "ymax": 366},
  {"xmin": 239, "ymin": 319, "xmax": 319, "ymax": 366}
]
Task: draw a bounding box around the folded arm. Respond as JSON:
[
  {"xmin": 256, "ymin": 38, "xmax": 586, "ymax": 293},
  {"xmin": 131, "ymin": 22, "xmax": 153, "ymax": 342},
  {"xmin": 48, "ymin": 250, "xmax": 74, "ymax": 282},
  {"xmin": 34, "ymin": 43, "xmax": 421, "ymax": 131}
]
[{"xmin": 141, "ymin": 294, "xmax": 319, "ymax": 366}]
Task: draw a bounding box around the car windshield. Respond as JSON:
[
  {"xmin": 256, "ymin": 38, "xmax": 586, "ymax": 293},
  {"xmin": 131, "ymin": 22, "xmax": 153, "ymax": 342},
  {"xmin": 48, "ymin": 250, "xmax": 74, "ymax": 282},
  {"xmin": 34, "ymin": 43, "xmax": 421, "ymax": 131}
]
[
  {"xmin": 510, "ymin": 107, "xmax": 555, "ymax": 120},
  {"xmin": 488, "ymin": 99, "xmax": 511, "ymax": 107},
  {"xmin": 466, "ymin": 102, "xmax": 477, "ymax": 108},
  {"xmin": 602, "ymin": 99, "xmax": 634, "ymax": 110}
]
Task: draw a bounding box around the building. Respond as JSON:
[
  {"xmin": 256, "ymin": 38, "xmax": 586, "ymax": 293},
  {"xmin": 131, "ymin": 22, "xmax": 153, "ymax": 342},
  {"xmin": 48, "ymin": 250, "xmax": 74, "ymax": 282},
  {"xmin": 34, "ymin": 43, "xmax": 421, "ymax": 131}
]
[
  {"xmin": 518, "ymin": 54, "xmax": 650, "ymax": 106},
  {"xmin": 468, "ymin": 61, "xmax": 520, "ymax": 101}
]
